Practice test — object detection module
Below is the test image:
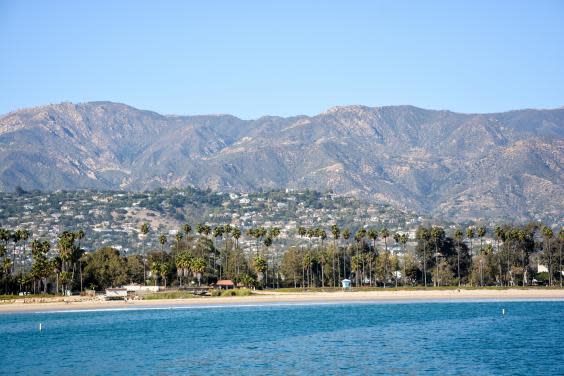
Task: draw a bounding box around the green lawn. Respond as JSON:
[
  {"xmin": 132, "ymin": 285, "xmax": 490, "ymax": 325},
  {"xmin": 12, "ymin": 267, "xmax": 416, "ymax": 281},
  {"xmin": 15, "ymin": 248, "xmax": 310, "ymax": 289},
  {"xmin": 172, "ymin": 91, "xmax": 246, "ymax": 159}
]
[
  {"xmin": 0, "ymin": 294, "xmax": 53, "ymax": 301},
  {"xmin": 143, "ymin": 289, "xmax": 253, "ymax": 300}
]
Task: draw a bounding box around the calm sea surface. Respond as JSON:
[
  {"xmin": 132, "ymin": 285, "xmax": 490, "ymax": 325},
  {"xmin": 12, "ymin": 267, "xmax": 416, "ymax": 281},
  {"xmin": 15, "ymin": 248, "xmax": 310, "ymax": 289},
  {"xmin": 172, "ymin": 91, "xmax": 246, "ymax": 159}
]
[{"xmin": 1, "ymin": 300, "xmax": 563, "ymax": 375}]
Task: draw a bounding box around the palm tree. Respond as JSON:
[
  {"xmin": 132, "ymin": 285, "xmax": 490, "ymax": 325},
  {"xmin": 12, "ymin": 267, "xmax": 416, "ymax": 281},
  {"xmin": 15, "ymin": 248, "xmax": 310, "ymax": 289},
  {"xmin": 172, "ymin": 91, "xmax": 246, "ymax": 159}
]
[
  {"xmin": 351, "ymin": 254, "xmax": 363, "ymax": 287},
  {"xmin": 10, "ymin": 230, "xmax": 20, "ymax": 275},
  {"xmin": 158, "ymin": 234, "xmax": 167, "ymax": 259},
  {"xmin": 477, "ymin": 226, "xmax": 486, "ymax": 285},
  {"xmin": 367, "ymin": 229, "xmax": 378, "ymax": 286},
  {"xmin": 140, "ymin": 223, "xmax": 150, "ymax": 285},
  {"xmin": 466, "ymin": 228, "xmax": 475, "ymax": 256},
  {"xmin": 241, "ymin": 274, "xmax": 255, "ymax": 289},
  {"xmin": 151, "ymin": 261, "xmax": 161, "ymax": 286},
  {"xmin": 160, "ymin": 263, "xmax": 170, "ymax": 288},
  {"xmin": 183, "ymin": 223, "xmax": 192, "ymax": 237},
  {"xmin": 518, "ymin": 229, "xmax": 527, "ymax": 286},
  {"xmin": 430, "ymin": 226, "xmax": 444, "ymax": 287},
  {"xmin": 542, "ymin": 226, "xmax": 554, "ymax": 286},
  {"xmin": 393, "ymin": 233, "xmax": 401, "ymax": 286},
  {"xmin": 17, "ymin": 229, "xmax": 31, "ymax": 279},
  {"xmin": 195, "ymin": 223, "xmax": 204, "ymax": 237},
  {"xmin": 314, "ymin": 228, "xmax": 327, "ymax": 288},
  {"xmin": 254, "ymin": 255, "xmax": 267, "ymax": 288},
  {"xmin": 232, "ymin": 227, "xmax": 241, "ymax": 248},
  {"xmin": 494, "ymin": 225, "xmax": 503, "ymax": 285},
  {"xmin": 558, "ymin": 228, "xmax": 563, "ymax": 288},
  {"xmin": 213, "ymin": 225, "xmax": 226, "ymax": 279},
  {"xmin": 317, "ymin": 247, "xmax": 329, "ymax": 288},
  {"xmin": 368, "ymin": 229, "xmax": 379, "ymax": 251},
  {"xmin": 454, "ymin": 228, "xmax": 463, "ymax": 286},
  {"xmin": 477, "ymin": 226, "xmax": 486, "ymax": 251},
  {"xmin": 175, "ymin": 232, "xmax": 184, "ymax": 252},
  {"xmin": 400, "ymin": 234, "xmax": 408, "ymax": 286},
  {"xmin": 2, "ymin": 258, "xmax": 12, "ymax": 293},
  {"xmin": 380, "ymin": 228, "xmax": 390, "ymax": 287},
  {"xmin": 141, "ymin": 223, "xmax": 150, "ymax": 238},
  {"xmin": 202, "ymin": 225, "xmax": 212, "ymax": 238},
  {"xmin": 263, "ymin": 236, "xmax": 273, "ymax": 287},
  {"xmin": 190, "ymin": 257, "xmax": 206, "ymax": 286},
  {"xmin": 330, "ymin": 224, "xmax": 340, "ymax": 286},
  {"xmin": 342, "ymin": 228, "xmax": 351, "ymax": 279},
  {"xmin": 231, "ymin": 227, "xmax": 242, "ymax": 278},
  {"xmin": 354, "ymin": 229, "xmax": 366, "ymax": 286},
  {"xmin": 268, "ymin": 227, "xmax": 281, "ymax": 288},
  {"xmin": 75, "ymin": 229, "xmax": 85, "ymax": 249},
  {"xmin": 302, "ymin": 251, "xmax": 313, "ymax": 288},
  {"xmin": 298, "ymin": 226, "xmax": 307, "ymax": 287},
  {"xmin": 57, "ymin": 231, "xmax": 76, "ymax": 293},
  {"xmin": 416, "ymin": 227, "xmax": 431, "ymax": 287}
]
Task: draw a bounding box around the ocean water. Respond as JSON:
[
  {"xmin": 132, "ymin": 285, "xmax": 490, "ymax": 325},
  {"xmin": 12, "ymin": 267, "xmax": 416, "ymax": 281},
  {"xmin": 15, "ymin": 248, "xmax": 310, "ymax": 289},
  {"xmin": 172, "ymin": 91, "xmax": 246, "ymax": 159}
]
[{"xmin": 1, "ymin": 300, "xmax": 563, "ymax": 375}]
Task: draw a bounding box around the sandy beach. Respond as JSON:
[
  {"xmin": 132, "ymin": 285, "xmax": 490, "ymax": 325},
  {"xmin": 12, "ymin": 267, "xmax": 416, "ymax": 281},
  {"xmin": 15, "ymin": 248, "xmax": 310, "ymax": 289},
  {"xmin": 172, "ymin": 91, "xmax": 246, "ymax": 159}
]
[{"xmin": 1, "ymin": 288, "xmax": 563, "ymax": 313}]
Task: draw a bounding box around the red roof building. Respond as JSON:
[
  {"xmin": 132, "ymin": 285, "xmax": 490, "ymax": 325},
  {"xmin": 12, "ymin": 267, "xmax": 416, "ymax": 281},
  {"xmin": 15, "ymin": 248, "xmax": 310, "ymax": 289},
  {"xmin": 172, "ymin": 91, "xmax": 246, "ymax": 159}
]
[{"xmin": 215, "ymin": 280, "xmax": 235, "ymax": 289}]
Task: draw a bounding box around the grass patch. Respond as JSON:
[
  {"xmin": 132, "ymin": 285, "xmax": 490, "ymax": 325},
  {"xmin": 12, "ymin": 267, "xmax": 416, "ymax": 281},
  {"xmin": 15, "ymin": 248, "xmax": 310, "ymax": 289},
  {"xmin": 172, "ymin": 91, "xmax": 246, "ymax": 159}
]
[
  {"xmin": 143, "ymin": 291, "xmax": 198, "ymax": 300},
  {"xmin": 0, "ymin": 294, "xmax": 53, "ymax": 301},
  {"xmin": 211, "ymin": 289, "xmax": 253, "ymax": 297}
]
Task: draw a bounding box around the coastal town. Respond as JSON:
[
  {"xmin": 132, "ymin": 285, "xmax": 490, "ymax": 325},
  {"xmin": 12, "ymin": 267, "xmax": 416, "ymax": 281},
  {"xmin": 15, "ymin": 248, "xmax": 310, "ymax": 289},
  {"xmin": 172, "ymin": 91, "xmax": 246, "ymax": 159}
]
[{"xmin": 0, "ymin": 187, "xmax": 426, "ymax": 257}]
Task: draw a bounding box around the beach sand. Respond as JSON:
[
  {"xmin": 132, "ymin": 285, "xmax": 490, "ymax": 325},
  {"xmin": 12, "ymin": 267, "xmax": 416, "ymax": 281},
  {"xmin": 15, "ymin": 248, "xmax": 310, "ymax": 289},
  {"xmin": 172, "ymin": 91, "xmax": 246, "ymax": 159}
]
[{"xmin": 1, "ymin": 288, "xmax": 563, "ymax": 313}]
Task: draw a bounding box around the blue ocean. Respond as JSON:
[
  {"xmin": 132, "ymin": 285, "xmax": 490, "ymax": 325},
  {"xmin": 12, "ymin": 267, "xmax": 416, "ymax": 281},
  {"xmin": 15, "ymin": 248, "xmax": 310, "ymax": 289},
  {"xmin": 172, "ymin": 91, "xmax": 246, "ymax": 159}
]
[{"xmin": 1, "ymin": 300, "xmax": 563, "ymax": 375}]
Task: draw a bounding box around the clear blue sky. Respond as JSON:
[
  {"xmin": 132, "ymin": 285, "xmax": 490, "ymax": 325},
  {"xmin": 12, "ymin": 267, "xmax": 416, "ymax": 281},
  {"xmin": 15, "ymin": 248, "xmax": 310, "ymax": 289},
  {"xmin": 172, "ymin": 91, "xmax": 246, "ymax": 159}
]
[{"xmin": 1, "ymin": 0, "xmax": 563, "ymax": 119}]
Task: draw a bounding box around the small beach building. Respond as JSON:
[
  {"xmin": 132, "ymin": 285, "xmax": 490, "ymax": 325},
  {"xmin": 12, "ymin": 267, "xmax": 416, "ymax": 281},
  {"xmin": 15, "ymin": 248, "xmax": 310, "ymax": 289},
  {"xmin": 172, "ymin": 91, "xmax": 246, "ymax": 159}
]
[
  {"xmin": 215, "ymin": 280, "xmax": 235, "ymax": 290},
  {"xmin": 105, "ymin": 288, "xmax": 128, "ymax": 300},
  {"xmin": 341, "ymin": 279, "xmax": 351, "ymax": 289},
  {"xmin": 123, "ymin": 284, "xmax": 160, "ymax": 293}
]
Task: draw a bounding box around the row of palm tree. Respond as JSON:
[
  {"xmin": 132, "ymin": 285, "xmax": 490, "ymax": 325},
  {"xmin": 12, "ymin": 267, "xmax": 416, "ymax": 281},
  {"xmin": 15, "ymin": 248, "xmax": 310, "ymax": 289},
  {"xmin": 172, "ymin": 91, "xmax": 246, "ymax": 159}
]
[{"xmin": 0, "ymin": 222, "xmax": 562, "ymax": 294}]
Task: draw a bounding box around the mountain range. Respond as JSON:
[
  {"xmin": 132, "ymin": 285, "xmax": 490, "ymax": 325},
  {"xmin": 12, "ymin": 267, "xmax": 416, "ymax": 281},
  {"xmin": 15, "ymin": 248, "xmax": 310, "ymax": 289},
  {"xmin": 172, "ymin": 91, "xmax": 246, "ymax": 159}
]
[{"xmin": 0, "ymin": 101, "xmax": 562, "ymax": 222}]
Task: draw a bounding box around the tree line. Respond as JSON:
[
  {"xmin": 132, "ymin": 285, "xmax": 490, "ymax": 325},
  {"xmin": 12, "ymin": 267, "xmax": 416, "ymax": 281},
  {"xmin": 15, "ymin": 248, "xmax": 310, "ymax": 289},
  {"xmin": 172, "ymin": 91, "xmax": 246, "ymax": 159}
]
[{"xmin": 0, "ymin": 222, "xmax": 562, "ymax": 295}]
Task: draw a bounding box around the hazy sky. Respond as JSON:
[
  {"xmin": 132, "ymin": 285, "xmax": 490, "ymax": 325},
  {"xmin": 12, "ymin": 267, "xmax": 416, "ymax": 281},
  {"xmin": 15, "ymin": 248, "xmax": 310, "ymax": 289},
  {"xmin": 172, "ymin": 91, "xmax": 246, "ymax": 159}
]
[{"xmin": 1, "ymin": 1, "xmax": 563, "ymax": 118}]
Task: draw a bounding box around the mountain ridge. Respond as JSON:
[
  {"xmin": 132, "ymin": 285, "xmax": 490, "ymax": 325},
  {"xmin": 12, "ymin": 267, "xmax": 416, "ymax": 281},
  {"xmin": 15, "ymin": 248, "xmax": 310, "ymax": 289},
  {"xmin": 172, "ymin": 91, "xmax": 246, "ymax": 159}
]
[{"xmin": 0, "ymin": 101, "xmax": 562, "ymax": 223}]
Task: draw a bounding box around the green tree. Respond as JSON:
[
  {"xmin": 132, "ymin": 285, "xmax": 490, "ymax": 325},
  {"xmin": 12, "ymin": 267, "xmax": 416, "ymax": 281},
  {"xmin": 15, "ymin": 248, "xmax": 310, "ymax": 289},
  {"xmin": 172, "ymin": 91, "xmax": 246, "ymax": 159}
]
[
  {"xmin": 541, "ymin": 226, "xmax": 554, "ymax": 286},
  {"xmin": 159, "ymin": 234, "xmax": 167, "ymax": 254},
  {"xmin": 140, "ymin": 223, "xmax": 150, "ymax": 285},
  {"xmin": 175, "ymin": 232, "xmax": 184, "ymax": 252},
  {"xmin": 253, "ymin": 256, "xmax": 267, "ymax": 287},
  {"xmin": 430, "ymin": 226, "xmax": 445, "ymax": 286},
  {"xmin": 183, "ymin": 223, "xmax": 192, "ymax": 237},
  {"xmin": 330, "ymin": 224, "xmax": 341, "ymax": 286},
  {"xmin": 454, "ymin": 228, "xmax": 463, "ymax": 286},
  {"xmin": 282, "ymin": 247, "xmax": 302, "ymax": 288},
  {"xmin": 416, "ymin": 227, "xmax": 431, "ymax": 287},
  {"xmin": 558, "ymin": 228, "xmax": 563, "ymax": 288},
  {"xmin": 477, "ymin": 226, "xmax": 486, "ymax": 251},
  {"xmin": 190, "ymin": 257, "xmax": 206, "ymax": 286},
  {"xmin": 83, "ymin": 247, "xmax": 128, "ymax": 290},
  {"xmin": 342, "ymin": 228, "xmax": 351, "ymax": 279},
  {"xmin": 380, "ymin": 228, "xmax": 390, "ymax": 287},
  {"xmin": 466, "ymin": 228, "xmax": 475, "ymax": 256},
  {"xmin": 30, "ymin": 240, "xmax": 52, "ymax": 293}
]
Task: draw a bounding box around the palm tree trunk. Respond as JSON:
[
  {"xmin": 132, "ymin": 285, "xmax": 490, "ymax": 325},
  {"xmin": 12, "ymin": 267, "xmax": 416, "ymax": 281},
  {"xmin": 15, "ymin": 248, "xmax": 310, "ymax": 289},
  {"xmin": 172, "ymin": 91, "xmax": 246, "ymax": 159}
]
[
  {"xmin": 558, "ymin": 239, "xmax": 562, "ymax": 288},
  {"xmin": 321, "ymin": 264, "xmax": 324, "ymax": 288},
  {"xmin": 457, "ymin": 246, "xmax": 460, "ymax": 287},
  {"xmin": 342, "ymin": 246, "xmax": 346, "ymax": 280},
  {"xmin": 423, "ymin": 244, "xmax": 427, "ymax": 287},
  {"xmin": 302, "ymin": 264, "xmax": 305, "ymax": 289},
  {"xmin": 403, "ymin": 249, "xmax": 407, "ymax": 287}
]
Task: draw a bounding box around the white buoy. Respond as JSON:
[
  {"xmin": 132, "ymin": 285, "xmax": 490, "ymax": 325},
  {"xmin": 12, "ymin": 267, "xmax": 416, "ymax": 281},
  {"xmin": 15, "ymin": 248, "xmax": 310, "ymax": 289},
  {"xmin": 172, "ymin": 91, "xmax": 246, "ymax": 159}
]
[
  {"xmin": 39, "ymin": 323, "xmax": 42, "ymax": 331},
  {"xmin": 502, "ymin": 309, "xmax": 506, "ymax": 316}
]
